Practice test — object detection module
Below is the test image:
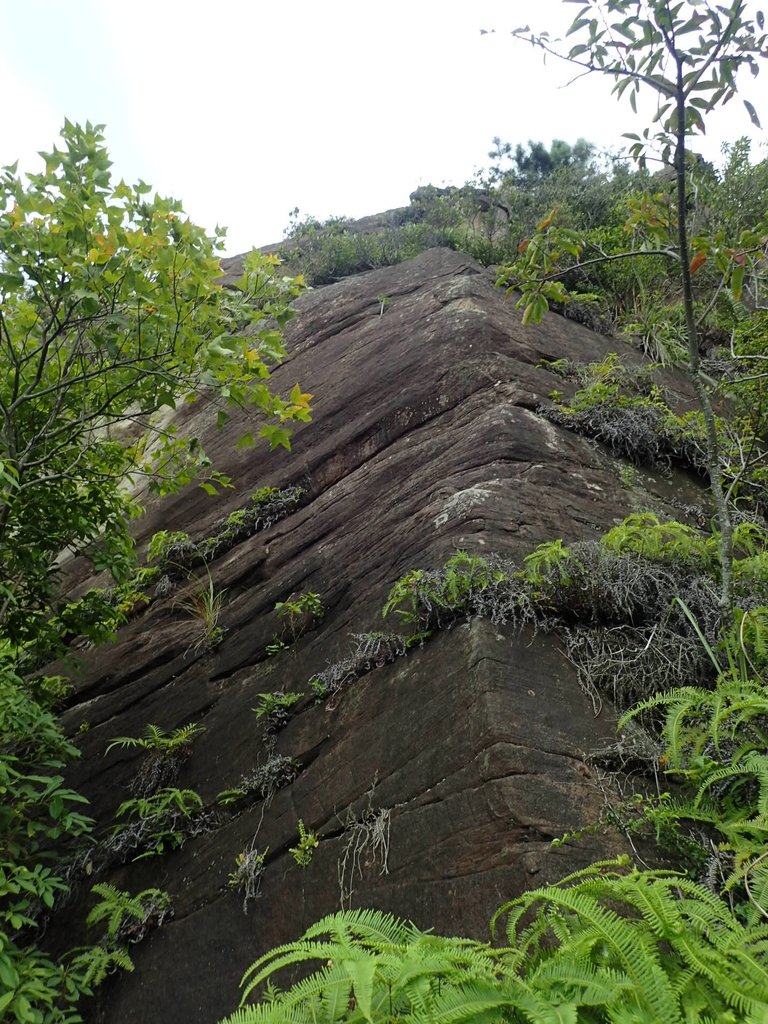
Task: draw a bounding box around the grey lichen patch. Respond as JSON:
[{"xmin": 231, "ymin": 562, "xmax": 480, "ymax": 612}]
[
  {"xmin": 519, "ymin": 408, "xmax": 564, "ymax": 454},
  {"xmin": 443, "ymin": 297, "xmax": 488, "ymax": 317},
  {"xmin": 433, "ymin": 482, "xmax": 499, "ymax": 529}
]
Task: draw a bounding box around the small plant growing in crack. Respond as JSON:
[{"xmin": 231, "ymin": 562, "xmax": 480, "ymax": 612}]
[
  {"xmin": 382, "ymin": 550, "xmax": 505, "ymax": 639},
  {"xmin": 338, "ymin": 780, "xmax": 391, "ymax": 910},
  {"xmin": 87, "ymin": 882, "xmax": 172, "ymax": 945},
  {"xmin": 289, "ymin": 819, "xmax": 319, "ymax": 868},
  {"xmin": 228, "ymin": 843, "xmax": 268, "ymax": 913},
  {"xmin": 216, "ymin": 754, "xmax": 301, "ymax": 808},
  {"xmin": 105, "ymin": 722, "xmax": 205, "ymax": 797},
  {"xmin": 376, "ymin": 293, "xmax": 390, "ymax": 317},
  {"xmin": 307, "ymin": 632, "xmax": 410, "ymax": 709},
  {"xmin": 252, "ymin": 691, "xmax": 303, "ymax": 732},
  {"xmin": 197, "ymin": 484, "xmax": 306, "ymax": 562},
  {"xmin": 173, "ymin": 563, "xmax": 227, "ymax": 655},
  {"xmin": 147, "ymin": 529, "xmax": 197, "ymax": 566},
  {"xmin": 267, "ymin": 591, "xmax": 324, "ymax": 655},
  {"xmin": 107, "ymin": 787, "xmax": 215, "ymax": 862},
  {"xmin": 350, "ymin": 631, "xmax": 409, "ymax": 668},
  {"xmin": 307, "ymin": 664, "xmax": 354, "ymax": 704}
]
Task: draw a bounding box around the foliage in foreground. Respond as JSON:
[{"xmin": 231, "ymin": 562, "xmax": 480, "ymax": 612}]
[{"xmin": 219, "ymin": 861, "xmax": 768, "ymax": 1023}]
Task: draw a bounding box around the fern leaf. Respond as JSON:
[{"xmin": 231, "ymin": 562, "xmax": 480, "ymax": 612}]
[
  {"xmin": 339, "ymin": 955, "xmax": 377, "ymax": 1023},
  {"xmin": 240, "ymin": 946, "xmax": 347, "ymax": 1004},
  {"xmin": 439, "ymin": 977, "xmax": 586, "ymax": 1024}
]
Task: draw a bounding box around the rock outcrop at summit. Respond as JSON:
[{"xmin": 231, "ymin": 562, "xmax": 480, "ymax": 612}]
[{"xmin": 54, "ymin": 248, "xmax": 703, "ymax": 1023}]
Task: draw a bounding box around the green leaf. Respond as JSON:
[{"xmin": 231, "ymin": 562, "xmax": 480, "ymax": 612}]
[
  {"xmin": 341, "ymin": 957, "xmax": 377, "ymax": 1023},
  {"xmin": 17, "ymin": 995, "xmax": 33, "ymax": 1022},
  {"xmin": 0, "ymin": 959, "xmax": 18, "ymax": 989},
  {"xmin": 731, "ymin": 264, "xmax": 745, "ymax": 301},
  {"xmin": 0, "ymin": 271, "xmax": 25, "ymax": 291},
  {"xmin": 259, "ymin": 425, "xmax": 291, "ymax": 451},
  {"xmin": 743, "ymin": 99, "xmax": 761, "ymax": 128}
]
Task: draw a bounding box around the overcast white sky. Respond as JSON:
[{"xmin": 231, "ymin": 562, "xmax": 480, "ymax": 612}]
[{"xmin": 2, "ymin": 0, "xmax": 765, "ymax": 256}]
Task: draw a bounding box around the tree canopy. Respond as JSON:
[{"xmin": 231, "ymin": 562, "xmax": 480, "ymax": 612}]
[{"xmin": 0, "ymin": 120, "xmax": 311, "ymax": 654}]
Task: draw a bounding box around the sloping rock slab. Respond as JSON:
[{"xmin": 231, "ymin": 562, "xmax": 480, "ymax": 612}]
[
  {"xmin": 90, "ymin": 622, "xmax": 626, "ymax": 1024},
  {"xmin": 55, "ymin": 249, "xmax": 702, "ymax": 1023}
]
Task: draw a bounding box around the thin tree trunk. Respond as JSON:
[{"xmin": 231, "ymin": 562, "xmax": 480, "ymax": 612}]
[{"xmin": 674, "ymin": 56, "xmax": 734, "ymax": 612}]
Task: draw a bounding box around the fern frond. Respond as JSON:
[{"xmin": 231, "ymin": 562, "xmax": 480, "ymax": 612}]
[
  {"xmin": 424, "ymin": 978, "xmax": 565, "ymax": 1024},
  {"xmin": 302, "ymin": 907, "xmax": 410, "ymax": 948},
  {"xmin": 528, "ymin": 956, "xmax": 634, "ymax": 1005},
  {"xmin": 510, "ymin": 887, "xmax": 676, "ymax": 1019},
  {"xmin": 240, "ymin": 947, "xmax": 350, "ymax": 1004},
  {"xmin": 619, "ymin": 686, "xmax": 708, "ymax": 764},
  {"xmin": 694, "ymin": 752, "xmax": 768, "ymax": 815},
  {"xmin": 220, "ymin": 1003, "xmax": 311, "ymax": 1024},
  {"xmin": 104, "ymin": 734, "xmax": 149, "ymax": 754},
  {"xmin": 275, "ymin": 965, "xmax": 352, "ymax": 1019},
  {"xmin": 68, "ymin": 944, "xmax": 135, "ymax": 988}
]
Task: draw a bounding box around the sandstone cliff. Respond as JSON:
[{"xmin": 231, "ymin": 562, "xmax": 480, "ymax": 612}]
[{"xmin": 55, "ymin": 248, "xmax": 704, "ymax": 1023}]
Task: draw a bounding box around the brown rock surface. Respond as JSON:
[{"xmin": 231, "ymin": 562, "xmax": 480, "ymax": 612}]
[{"xmin": 53, "ymin": 248, "xmax": 703, "ymax": 1023}]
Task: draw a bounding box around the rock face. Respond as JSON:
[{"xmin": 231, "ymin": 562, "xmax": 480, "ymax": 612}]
[{"xmin": 56, "ymin": 248, "xmax": 701, "ymax": 1023}]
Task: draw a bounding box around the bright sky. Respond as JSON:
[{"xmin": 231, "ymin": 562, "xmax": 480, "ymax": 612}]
[{"xmin": 2, "ymin": 0, "xmax": 765, "ymax": 256}]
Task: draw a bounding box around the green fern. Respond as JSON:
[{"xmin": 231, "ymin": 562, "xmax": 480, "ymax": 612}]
[
  {"xmin": 219, "ymin": 873, "xmax": 768, "ymax": 1023},
  {"xmin": 495, "ymin": 859, "xmax": 768, "ymax": 1021},
  {"xmin": 382, "ymin": 551, "xmax": 505, "ymax": 633},
  {"xmin": 724, "ymin": 606, "xmax": 768, "ymax": 674},
  {"xmin": 109, "ymin": 786, "xmax": 205, "ymax": 860},
  {"xmin": 619, "ymin": 659, "xmax": 768, "ymax": 917},
  {"xmin": 105, "ymin": 721, "xmax": 205, "ymax": 756},
  {"xmin": 600, "ymin": 513, "xmax": 712, "ymax": 568},
  {"xmin": 289, "ymin": 819, "xmax": 318, "ymax": 868},
  {"xmin": 522, "ymin": 539, "xmax": 572, "ymax": 586},
  {"xmin": 732, "ymin": 521, "xmax": 768, "ymax": 559},
  {"xmin": 86, "ymin": 882, "xmax": 171, "ymax": 943},
  {"xmin": 66, "ymin": 944, "xmax": 135, "ymax": 988}
]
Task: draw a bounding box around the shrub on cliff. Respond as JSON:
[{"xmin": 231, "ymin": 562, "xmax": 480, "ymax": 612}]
[
  {"xmin": 502, "ymin": 0, "xmax": 768, "ymax": 613},
  {"xmin": 0, "ymin": 122, "xmax": 310, "ymax": 1022},
  {"xmin": 0, "ymin": 120, "xmax": 310, "ymax": 654}
]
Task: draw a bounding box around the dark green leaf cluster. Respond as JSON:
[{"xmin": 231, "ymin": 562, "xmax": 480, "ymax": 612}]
[
  {"xmin": 0, "ymin": 121, "xmax": 309, "ymax": 652},
  {"xmin": 0, "ymin": 663, "xmax": 96, "ymax": 1022}
]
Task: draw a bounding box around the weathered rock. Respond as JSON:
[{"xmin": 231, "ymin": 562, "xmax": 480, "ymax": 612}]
[{"xmin": 53, "ymin": 248, "xmax": 704, "ymax": 1023}]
